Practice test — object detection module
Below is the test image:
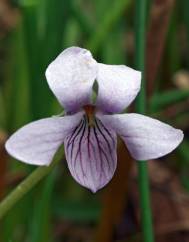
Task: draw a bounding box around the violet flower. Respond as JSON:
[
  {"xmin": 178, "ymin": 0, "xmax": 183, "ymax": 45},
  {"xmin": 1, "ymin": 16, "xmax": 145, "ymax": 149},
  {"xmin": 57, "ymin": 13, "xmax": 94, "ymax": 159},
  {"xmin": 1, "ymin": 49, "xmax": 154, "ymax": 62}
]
[{"xmin": 5, "ymin": 47, "xmax": 184, "ymax": 192}]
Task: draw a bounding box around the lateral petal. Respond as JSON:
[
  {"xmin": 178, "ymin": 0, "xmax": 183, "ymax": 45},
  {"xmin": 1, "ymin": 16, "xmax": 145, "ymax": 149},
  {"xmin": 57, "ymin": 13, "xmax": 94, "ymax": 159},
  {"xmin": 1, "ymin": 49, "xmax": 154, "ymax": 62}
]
[
  {"xmin": 5, "ymin": 112, "xmax": 83, "ymax": 166},
  {"xmin": 99, "ymin": 113, "xmax": 184, "ymax": 160}
]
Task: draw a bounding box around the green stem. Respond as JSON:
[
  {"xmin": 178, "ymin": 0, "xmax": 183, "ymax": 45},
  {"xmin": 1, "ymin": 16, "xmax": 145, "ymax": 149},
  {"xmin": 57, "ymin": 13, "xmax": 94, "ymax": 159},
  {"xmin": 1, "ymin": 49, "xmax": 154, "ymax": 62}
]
[
  {"xmin": 0, "ymin": 151, "xmax": 62, "ymax": 220},
  {"xmin": 135, "ymin": 0, "xmax": 154, "ymax": 242}
]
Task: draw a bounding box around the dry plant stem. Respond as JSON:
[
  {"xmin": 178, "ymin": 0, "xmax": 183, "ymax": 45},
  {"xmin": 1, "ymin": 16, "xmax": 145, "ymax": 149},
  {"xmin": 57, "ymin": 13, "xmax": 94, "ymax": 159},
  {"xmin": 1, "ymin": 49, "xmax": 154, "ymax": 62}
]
[
  {"xmin": 146, "ymin": 0, "xmax": 175, "ymax": 96},
  {"xmin": 95, "ymin": 140, "xmax": 133, "ymax": 242},
  {"xmin": 0, "ymin": 0, "xmax": 18, "ymax": 37}
]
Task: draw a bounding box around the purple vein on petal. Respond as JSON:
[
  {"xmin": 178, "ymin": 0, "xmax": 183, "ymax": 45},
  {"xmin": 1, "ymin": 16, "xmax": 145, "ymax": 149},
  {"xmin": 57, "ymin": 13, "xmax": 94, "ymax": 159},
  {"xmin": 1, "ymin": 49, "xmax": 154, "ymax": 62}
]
[
  {"xmin": 67, "ymin": 116, "xmax": 87, "ymax": 183},
  {"xmin": 64, "ymin": 115, "xmax": 117, "ymax": 192},
  {"xmin": 97, "ymin": 118, "xmax": 116, "ymax": 146},
  {"xmin": 93, "ymin": 125, "xmax": 105, "ymax": 181},
  {"xmin": 74, "ymin": 118, "xmax": 87, "ymax": 185},
  {"xmin": 95, "ymin": 119, "xmax": 115, "ymax": 165}
]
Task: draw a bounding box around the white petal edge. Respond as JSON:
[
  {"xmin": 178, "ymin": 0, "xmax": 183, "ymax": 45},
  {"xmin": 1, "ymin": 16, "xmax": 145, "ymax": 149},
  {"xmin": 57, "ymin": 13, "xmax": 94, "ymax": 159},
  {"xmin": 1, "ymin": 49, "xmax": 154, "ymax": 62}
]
[
  {"xmin": 98, "ymin": 113, "xmax": 184, "ymax": 160},
  {"xmin": 45, "ymin": 47, "xmax": 97, "ymax": 112},
  {"xmin": 96, "ymin": 63, "xmax": 141, "ymax": 113},
  {"xmin": 5, "ymin": 112, "xmax": 83, "ymax": 166}
]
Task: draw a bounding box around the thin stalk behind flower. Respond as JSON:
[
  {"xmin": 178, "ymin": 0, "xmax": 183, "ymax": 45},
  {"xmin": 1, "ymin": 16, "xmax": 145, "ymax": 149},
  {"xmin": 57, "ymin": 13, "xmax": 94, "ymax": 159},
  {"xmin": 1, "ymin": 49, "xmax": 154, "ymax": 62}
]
[
  {"xmin": 0, "ymin": 147, "xmax": 63, "ymax": 220},
  {"xmin": 135, "ymin": 0, "xmax": 155, "ymax": 242}
]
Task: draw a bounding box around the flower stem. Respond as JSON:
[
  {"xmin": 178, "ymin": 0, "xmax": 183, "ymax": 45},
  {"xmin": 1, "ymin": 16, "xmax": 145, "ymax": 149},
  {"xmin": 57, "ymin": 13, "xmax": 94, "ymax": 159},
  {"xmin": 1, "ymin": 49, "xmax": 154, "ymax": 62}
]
[
  {"xmin": 0, "ymin": 150, "xmax": 62, "ymax": 220},
  {"xmin": 135, "ymin": 0, "xmax": 155, "ymax": 242}
]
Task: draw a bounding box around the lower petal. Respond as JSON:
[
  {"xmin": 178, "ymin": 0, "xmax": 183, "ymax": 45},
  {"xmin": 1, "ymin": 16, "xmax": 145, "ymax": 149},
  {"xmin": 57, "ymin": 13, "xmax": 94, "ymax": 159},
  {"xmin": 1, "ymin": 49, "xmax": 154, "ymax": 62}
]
[
  {"xmin": 5, "ymin": 112, "xmax": 83, "ymax": 166},
  {"xmin": 64, "ymin": 115, "xmax": 117, "ymax": 192},
  {"xmin": 99, "ymin": 113, "xmax": 184, "ymax": 160}
]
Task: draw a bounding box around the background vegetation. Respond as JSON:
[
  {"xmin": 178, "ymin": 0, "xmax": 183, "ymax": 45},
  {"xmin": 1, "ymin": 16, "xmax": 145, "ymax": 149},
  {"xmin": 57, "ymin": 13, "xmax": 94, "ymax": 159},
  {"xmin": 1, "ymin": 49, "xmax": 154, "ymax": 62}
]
[{"xmin": 0, "ymin": 0, "xmax": 189, "ymax": 241}]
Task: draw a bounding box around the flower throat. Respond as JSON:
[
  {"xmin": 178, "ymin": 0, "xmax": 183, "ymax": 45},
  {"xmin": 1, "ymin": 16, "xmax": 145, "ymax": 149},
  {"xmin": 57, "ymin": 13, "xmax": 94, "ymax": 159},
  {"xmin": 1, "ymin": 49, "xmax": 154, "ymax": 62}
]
[{"xmin": 83, "ymin": 105, "xmax": 96, "ymax": 126}]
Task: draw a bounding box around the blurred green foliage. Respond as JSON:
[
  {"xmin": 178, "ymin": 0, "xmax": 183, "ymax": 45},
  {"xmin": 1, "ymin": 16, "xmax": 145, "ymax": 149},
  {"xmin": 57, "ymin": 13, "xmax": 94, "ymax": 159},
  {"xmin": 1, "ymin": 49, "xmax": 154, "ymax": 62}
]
[{"xmin": 0, "ymin": 0, "xmax": 189, "ymax": 241}]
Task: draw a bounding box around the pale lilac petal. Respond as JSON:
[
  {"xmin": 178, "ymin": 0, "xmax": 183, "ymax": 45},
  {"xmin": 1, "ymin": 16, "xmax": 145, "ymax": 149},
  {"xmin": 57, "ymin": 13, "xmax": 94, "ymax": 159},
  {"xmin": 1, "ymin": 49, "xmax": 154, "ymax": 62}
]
[
  {"xmin": 5, "ymin": 112, "xmax": 83, "ymax": 166},
  {"xmin": 64, "ymin": 115, "xmax": 117, "ymax": 192},
  {"xmin": 45, "ymin": 47, "xmax": 97, "ymax": 112},
  {"xmin": 96, "ymin": 63, "xmax": 141, "ymax": 113},
  {"xmin": 98, "ymin": 113, "xmax": 184, "ymax": 160}
]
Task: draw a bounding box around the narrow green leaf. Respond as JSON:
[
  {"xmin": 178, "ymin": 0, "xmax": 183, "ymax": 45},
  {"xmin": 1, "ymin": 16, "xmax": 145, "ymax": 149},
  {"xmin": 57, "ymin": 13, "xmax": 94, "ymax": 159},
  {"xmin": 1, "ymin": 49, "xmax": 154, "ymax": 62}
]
[
  {"xmin": 87, "ymin": 0, "xmax": 131, "ymax": 53},
  {"xmin": 149, "ymin": 89, "xmax": 189, "ymax": 113},
  {"xmin": 135, "ymin": 0, "xmax": 154, "ymax": 241},
  {"xmin": 29, "ymin": 171, "xmax": 56, "ymax": 242},
  {"xmin": 54, "ymin": 200, "xmax": 100, "ymax": 222},
  {"xmin": 0, "ymin": 147, "xmax": 64, "ymax": 220},
  {"xmin": 69, "ymin": 0, "xmax": 93, "ymax": 37},
  {"xmin": 5, "ymin": 21, "xmax": 30, "ymax": 132},
  {"xmin": 101, "ymin": 23, "xmax": 126, "ymax": 64},
  {"xmin": 64, "ymin": 18, "xmax": 81, "ymax": 47}
]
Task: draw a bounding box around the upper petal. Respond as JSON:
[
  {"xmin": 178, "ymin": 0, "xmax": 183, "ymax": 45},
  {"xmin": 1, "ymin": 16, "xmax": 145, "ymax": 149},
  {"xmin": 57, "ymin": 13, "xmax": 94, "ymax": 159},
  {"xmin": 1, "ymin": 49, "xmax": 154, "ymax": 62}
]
[
  {"xmin": 99, "ymin": 113, "xmax": 184, "ymax": 160},
  {"xmin": 5, "ymin": 112, "xmax": 83, "ymax": 166},
  {"xmin": 96, "ymin": 63, "xmax": 141, "ymax": 113},
  {"xmin": 45, "ymin": 47, "xmax": 98, "ymax": 112},
  {"xmin": 64, "ymin": 115, "xmax": 117, "ymax": 192}
]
